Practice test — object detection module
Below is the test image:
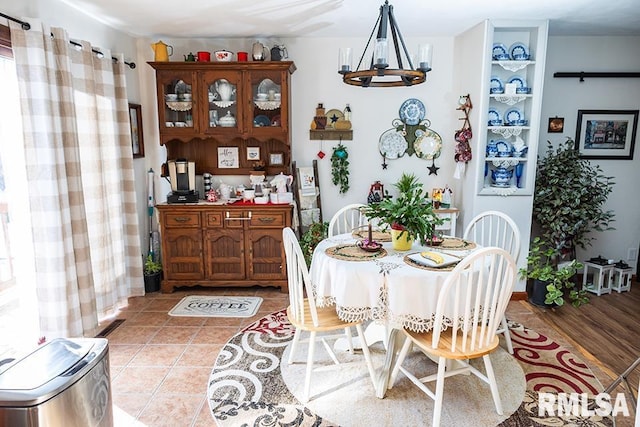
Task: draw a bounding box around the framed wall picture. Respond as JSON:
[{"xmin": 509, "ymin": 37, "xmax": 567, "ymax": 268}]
[
  {"xmin": 246, "ymin": 146, "xmax": 260, "ymax": 161},
  {"xmin": 129, "ymin": 103, "xmax": 144, "ymax": 158},
  {"xmin": 269, "ymin": 152, "xmax": 284, "ymax": 166},
  {"xmin": 217, "ymin": 147, "xmax": 239, "ymax": 168},
  {"xmin": 548, "ymin": 117, "xmax": 564, "ymax": 133},
  {"xmin": 575, "ymin": 110, "xmax": 638, "ymax": 159}
]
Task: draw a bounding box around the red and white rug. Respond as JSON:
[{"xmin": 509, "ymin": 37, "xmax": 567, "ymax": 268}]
[{"xmin": 207, "ymin": 310, "xmax": 613, "ymax": 426}]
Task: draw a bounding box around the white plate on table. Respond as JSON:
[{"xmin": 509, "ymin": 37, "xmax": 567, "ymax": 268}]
[{"xmin": 408, "ymin": 251, "xmax": 460, "ymax": 268}]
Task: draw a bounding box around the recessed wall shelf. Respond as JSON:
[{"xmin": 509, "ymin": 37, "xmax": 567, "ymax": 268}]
[
  {"xmin": 553, "ymin": 72, "xmax": 640, "ymax": 82},
  {"xmin": 309, "ymin": 129, "xmax": 353, "ymax": 140}
]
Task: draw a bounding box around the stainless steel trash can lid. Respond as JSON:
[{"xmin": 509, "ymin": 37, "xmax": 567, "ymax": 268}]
[{"xmin": 0, "ymin": 338, "xmax": 108, "ymax": 405}]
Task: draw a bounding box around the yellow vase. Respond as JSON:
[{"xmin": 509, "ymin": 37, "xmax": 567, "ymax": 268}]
[{"xmin": 391, "ymin": 229, "xmax": 414, "ymax": 251}]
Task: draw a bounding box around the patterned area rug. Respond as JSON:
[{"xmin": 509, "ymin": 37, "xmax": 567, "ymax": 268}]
[
  {"xmin": 207, "ymin": 311, "xmax": 613, "ymax": 426},
  {"xmin": 168, "ymin": 295, "xmax": 262, "ymax": 318}
]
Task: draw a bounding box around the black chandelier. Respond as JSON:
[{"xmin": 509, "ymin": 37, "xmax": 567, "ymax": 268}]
[{"xmin": 338, "ymin": 1, "xmax": 431, "ymax": 87}]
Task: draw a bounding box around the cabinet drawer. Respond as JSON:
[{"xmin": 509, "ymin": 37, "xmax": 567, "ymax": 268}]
[
  {"xmin": 163, "ymin": 212, "xmax": 201, "ymax": 228},
  {"xmin": 205, "ymin": 212, "xmax": 224, "ymax": 228},
  {"xmin": 249, "ymin": 211, "xmax": 286, "ymax": 228}
]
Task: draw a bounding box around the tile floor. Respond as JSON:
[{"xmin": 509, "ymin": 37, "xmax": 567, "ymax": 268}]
[
  {"xmin": 107, "ymin": 287, "xmax": 621, "ymax": 427},
  {"xmin": 108, "ymin": 286, "xmax": 289, "ymax": 427}
]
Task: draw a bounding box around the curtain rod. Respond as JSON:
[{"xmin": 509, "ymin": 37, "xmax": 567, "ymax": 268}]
[
  {"xmin": 553, "ymin": 71, "xmax": 640, "ymax": 82},
  {"xmin": 1, "ymin": 11, "xmax": 136, "ymax": 69}
]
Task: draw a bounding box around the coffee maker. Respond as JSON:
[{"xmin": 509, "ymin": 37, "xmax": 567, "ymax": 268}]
[{"xmin": 167, "ymin": 159, "xmax": 199, "ymax": 203}]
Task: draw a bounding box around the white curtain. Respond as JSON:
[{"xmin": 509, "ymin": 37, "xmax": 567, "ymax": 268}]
[{"xmin": 7, "ymin": 20, "xmax": 143, "ymax": 340}]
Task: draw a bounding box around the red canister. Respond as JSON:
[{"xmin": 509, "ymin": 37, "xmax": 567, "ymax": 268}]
[
  {"xmin": 237, "ymin": 51, "xmax": 248, "ymax": 62},
  {"xmin": 197, "ymin": 51, "xmax": 211, "ymax": 62}
]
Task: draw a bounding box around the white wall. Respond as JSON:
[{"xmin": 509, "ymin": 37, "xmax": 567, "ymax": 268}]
[
  {"xmin": 539, "ymin": 36, "xmax": 640, "ymax": 269},
  {"xmin": 139, "ymin": 35, "xmax": 464, "ymax": 225}
]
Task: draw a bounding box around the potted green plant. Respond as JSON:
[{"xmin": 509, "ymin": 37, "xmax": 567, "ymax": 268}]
[
  {"xmin": 143, "ymin": 254, "xmax": 162, "ymax": 293},
  {"xmin": 519, "ymin": 237, "xmax": 588, "ymax": 308},
  {"xmin": 362, "ymin": 173, "xmax": 444, "ymax": 250},
  {"xmin": 300, "ymin": 221, "xmax": 328, "ymax": 267},
  {"xmin": 533, "ymin": 138, "xmax": 615, "ymax": 259}
]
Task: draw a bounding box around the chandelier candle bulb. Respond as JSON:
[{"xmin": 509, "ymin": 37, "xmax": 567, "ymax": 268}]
[
  {"xmin": 418, "ymin": 44, "xmax": 433, "ymax": 71},
  {"xmin": 338, "ymin": 48, "xmax": 352, "ymax": 73},
  {"xmin": 374, "ymin": 38, "xmax": 389, "ymax": 67}
]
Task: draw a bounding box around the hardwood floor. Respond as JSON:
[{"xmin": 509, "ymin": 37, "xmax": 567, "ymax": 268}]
[{"xmin": 505, "ymin": 281, "xmax": 640, "ymax": 427}]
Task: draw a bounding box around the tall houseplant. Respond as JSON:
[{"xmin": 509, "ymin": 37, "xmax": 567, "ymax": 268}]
[
  {"xmin": 362, "ymin": 173, "xmax": 443, "ymax": 249},
  {"xmin": 533, "ymin": 138, "xmax": 615, "ymax": 259}
]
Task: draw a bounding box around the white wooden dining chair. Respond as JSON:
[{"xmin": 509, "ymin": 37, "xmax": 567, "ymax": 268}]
[
  {"xmin": 463, "ymin": 210, "xmax": 521, "ymax": 354},
  {"xmin": 282, "ymin": 227, "xmax": 377, "ymax": 402},
  {"xmin": 389, "ymin": 247, "xmax": 517, "ymax": 427},
  {"xmin": 327, "ymin": 203, "xmax": 368, "ymax": 237}
]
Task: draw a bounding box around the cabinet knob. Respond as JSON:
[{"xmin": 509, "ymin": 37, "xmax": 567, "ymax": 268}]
[
  {"xmin": 173, "ymin": 217, "xmax": 191, "ymax": 223},
  {"xmin": 258, "ymin": 217, "xmax": 275, "ymax": 223}
]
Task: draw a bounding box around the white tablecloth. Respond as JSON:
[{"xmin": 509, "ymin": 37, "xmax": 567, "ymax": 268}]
[{"xmin": 309, "ymin": 233, "xmax": 478, "ymax": 332}]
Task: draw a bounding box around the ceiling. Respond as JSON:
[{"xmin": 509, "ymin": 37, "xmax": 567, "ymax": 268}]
[{"xmin": 59, "ymin": 0, "xmax": 640, "ymax": 39}]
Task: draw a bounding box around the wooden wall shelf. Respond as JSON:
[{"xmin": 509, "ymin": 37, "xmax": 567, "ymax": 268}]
[{"xmin": 309, "ymin": 129, "xmax": 353, "ymax": 140}]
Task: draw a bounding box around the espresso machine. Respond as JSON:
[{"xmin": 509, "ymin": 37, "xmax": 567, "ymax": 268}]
[{"xmin": 167, "ymin": 159, "xmax": 199, "ymax": 203}]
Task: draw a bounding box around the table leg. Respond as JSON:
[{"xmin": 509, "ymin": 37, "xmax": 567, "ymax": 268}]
[{"xmin": 376, "ymin": 328, "xmax": 404, "ymax": 398}]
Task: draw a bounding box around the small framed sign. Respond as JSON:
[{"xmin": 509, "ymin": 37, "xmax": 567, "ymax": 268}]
[
  {"xmin": 269, "ymin": 152, "xmax": 284, "ymax": 166},
  {"xmin": 247, "ymin": 146, "xmax": 260, "ymax": 161},
  {"xmin": 218, "ymin": 147, "xmax": 239, "ymax": 168}
]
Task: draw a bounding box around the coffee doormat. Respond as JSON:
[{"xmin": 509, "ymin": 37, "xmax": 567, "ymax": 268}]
[{"xmin": 168, "ymin": 295, "xmax": 263, "ymax": 318}]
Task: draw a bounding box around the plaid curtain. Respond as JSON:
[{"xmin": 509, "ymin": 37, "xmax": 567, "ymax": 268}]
[{"xmin": 9, "ymin": 20, "xmax": 143, "ymax": 338}]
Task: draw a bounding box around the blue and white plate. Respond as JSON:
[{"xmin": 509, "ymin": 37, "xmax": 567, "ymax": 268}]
[
  {"xmin": 399, "ymin": 98, "xmax": 426, "ymax": 126},
  {"xmin": 495, "ymin": 140, "xmax": 512, "ymax": 157},
  {"xmin": 509, "ymin": 42, "xmax": 530, "ymax": 60},
  {"xmin": 490, "ymin": 76, "xmax": 504, "ymax": 94},
  {"xmin": 253, "ymin": 115, "xmax": 271, "ymax": 127},
  {"xmin": 504, "ymin": 108, "xmax": 522, "ymax": 125},
  {"xmin": 508, "ymin": 75, "xmax": 527, "ymax": 89},
  {"xmin": 492, "ymin": 43, "xmax": 509, "ymax": 60},
  {"xmin": 488, "ymin": 108, "xmax": 502, "ymax": 126}
]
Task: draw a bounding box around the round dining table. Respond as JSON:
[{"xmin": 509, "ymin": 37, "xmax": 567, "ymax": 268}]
[{"xmin": 309, "ymin": 231, "xmax": 480, "ymax": 397}]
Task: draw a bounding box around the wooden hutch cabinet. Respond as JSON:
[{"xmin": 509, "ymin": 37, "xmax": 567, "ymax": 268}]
[
  {"xmin": 148, "ymin": 61, "xmax": 296, "ymax": 175},
  {"xmin": 156, "ymin": 203, "xmax": 292, "ymax": 293},
  {"xmin": 149, "ymin": 61, "xmax": 296, "ymax": 293}
]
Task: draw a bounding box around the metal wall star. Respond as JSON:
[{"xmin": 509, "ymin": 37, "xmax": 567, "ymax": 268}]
[{"xmin": 428, "ymin": 160, "xmax": 439, "ymax": 175}]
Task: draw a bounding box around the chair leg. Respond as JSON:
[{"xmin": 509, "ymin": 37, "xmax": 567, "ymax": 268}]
[
  {"xmin": 356, "ymin": 324, "xmax": 376, "ymax": 387},
  {"xmin": 500, "ymin": 316, "xmax": 514, "ymax": 354},
  {"xmin": 389, "ymin": 335, "xmax": 412, "ymax": 389},
  {"xmin": 303, "ymin": 331, "xmax": 317, "ymax": 403},
  {"xmin": 432, "ymin": 356, "xmax": 447, "ymax": 427},
  {"xmin": 483, "ymin": 354, "xmax": 504, "ymax": 415},
  {"xmin": 288, "ymin": 328, "xmax": 302, "ymax": 364}
]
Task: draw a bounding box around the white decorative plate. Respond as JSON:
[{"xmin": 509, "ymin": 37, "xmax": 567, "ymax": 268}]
[
  {"xmin": 509, "ymin": 42, "xmax": 530, "ymax": 60},
  {"xmin": 492, "ymin": 43, "xmax": 509, "ymax": 60},
  {"xmin": 378, "ymin": 128, "xmax": 408, "ymax": 159},
  {"xmin": 408, "ymin": 251, "xmax": 460, "ymax": 268},
  {"xmin": 325, "ymin": 109, "xmax": 344, "ymax": 129},
  {"xmin": 488, "ymin": 108, "xmax": 502, "ymax": 123},
  {"xmin": 490, "ymin": 76, "xmax": 504, "ymax": 93},
  {"xmin": 399, "ymin": 98, "xmax": 426, "ymax": 125},
  {"xmin": 257, "ymin": 78, "xmax": 281, "ymax": 97},
  {"xmin": 413, "ymin": 129, "xmax": 442, "ymax": 160},
  {"xmin": 495, "ymin": 140, "xmax": 512, "ymax": 157},
  {"xmin": 504, "ymin": 108, "xmax": 522, "ymax": 125},
  {"xmin": 508, "ymin": 75, "xmax": 527, "ymax": 88}
]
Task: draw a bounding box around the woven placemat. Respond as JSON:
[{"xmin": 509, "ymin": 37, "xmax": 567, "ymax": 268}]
[
  {"xmin": 427, "ymin": 237, "xmax": 476, "ymax": 250},
  {"xmin": 352, "ymin": 229, "xmax": 392, "ymax": 242},
  {"xmin": 326, "ymin": 244, "xmax": 388, "ymax": 261},
  {"xmin": 403, "ymin": 253, "xmax": 458, "ymax": 271}
]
